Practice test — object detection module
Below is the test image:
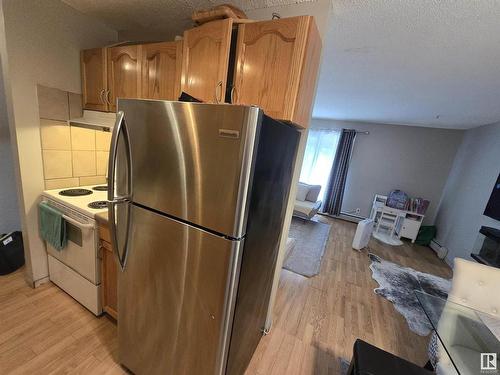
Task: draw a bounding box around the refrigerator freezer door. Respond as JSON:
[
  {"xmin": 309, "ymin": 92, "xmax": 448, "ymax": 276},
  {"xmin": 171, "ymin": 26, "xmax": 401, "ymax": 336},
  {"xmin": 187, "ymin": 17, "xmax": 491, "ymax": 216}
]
[
  {"xmin": 118, "ymin": 204, "xmax": 242, "ymax": 375},
  {"xmin": 117, "ymin": 99, "xmax": 261, "ymax": 238}
]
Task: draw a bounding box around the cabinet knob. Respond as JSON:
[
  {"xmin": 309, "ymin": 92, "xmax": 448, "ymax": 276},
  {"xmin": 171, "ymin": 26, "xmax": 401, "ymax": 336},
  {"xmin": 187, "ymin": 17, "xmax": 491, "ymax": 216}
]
[{"xmin": 99, "ymin": 89, "xmax": 105, "ymax": 104}]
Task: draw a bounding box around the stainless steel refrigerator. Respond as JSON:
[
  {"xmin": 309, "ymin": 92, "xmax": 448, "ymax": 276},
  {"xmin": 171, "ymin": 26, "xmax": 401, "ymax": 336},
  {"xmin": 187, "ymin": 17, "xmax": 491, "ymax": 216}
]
[{"xmin": 107, "ymin": 99, "xmax": 299, "ymax": 375}]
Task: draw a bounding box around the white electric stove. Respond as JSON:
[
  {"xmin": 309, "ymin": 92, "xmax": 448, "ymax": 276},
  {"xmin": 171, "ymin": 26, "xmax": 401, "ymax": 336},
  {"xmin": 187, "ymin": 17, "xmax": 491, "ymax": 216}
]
[
  {"xmin": 41, "ymin": 185, "xmax": 109, "ymax": 315},
  {"xmin": 42, "ymin": 185, "xmax": 108, "ymax": 217}
]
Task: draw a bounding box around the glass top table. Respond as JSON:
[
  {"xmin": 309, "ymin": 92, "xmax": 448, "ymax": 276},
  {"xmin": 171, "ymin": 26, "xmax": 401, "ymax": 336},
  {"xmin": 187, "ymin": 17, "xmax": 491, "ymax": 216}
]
[{"xmin": 415, "ymin": 291, "xmax": 500, "ymax": 375}]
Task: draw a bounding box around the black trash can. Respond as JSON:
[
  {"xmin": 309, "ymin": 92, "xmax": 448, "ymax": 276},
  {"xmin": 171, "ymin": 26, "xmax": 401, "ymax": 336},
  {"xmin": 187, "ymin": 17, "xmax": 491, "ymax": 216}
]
[{"xmin": 0, "ymin": 231, "xmax": 25, "ymax": 275}]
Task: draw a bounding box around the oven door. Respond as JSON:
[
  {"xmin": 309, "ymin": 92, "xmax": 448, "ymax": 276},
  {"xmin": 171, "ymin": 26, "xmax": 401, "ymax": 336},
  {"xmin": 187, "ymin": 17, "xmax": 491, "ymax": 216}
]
[{"xmin": 46, "ymin": 212, "xmax": 99, "ymax": 285}]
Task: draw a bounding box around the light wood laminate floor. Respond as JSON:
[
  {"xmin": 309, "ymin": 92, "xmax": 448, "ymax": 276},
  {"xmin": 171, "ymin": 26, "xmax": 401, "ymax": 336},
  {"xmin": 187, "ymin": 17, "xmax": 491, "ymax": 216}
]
[{"xmin": 0, "ymin": 217, "xmax": 451, "ymax": 374}]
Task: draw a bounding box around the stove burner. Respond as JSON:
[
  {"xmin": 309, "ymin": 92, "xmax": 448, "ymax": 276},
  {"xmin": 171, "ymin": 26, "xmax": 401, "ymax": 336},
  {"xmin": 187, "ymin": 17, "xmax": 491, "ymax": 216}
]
[
  {"xmin": 92, "ymin": 185, "xmax": 108, "ymax": 191},
  {"xmin": 59, "ymin": 188, "xmax": 92, "ymax": 197},
  {"xmin": 88, "ymin": 201, "xmax": 108, "ymax": 209}
]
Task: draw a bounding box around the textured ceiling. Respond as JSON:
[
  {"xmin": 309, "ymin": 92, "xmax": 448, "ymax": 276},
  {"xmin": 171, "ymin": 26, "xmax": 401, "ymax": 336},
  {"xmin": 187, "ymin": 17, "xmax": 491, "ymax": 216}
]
[
  {"xmin": 63, "ymin": 0, "xmax": 500, "ymax": 129},
  {"xmin": 313, "ymin": 0, "xmax": 500, "ymax": 129},
  {"xmin": 62, "ymin": 0, "xmax": 314, "ymax": 39}
]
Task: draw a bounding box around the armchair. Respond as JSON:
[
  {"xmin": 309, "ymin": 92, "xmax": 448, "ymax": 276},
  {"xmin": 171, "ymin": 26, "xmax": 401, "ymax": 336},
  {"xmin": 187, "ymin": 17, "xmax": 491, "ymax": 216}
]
[{"xmin": 293, "ymin": 182, "xmax": 322, "ymax": 220}]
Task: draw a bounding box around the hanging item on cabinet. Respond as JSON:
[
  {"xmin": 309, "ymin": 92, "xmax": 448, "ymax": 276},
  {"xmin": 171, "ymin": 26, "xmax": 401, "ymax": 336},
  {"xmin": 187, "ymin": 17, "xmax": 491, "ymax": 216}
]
[{"xmin": 192, "ymin": 4, "xmax": 248, "ymax": 25}]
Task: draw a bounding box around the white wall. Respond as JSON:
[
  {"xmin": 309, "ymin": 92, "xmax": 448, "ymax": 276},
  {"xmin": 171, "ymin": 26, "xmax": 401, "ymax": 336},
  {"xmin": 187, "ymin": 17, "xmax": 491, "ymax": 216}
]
[
  {"xmin": 311, "ymin": 118, "xmax": 464, "ymax": 224},
  {"xmin": 435, "ymin": 121, "xmax": 500, "ymax": 265},
  {"xmin": 0, "ymin": 60, "xmax": 19, "ymax": 234},
  {"xmin": 0, "ymin": 0, "xmax": 117, "ymax": 285}
]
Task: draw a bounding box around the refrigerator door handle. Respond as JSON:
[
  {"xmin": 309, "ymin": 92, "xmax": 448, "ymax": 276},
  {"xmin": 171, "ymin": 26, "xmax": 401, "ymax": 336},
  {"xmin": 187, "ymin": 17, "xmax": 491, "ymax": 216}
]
[
  {"xmin": 108, "ymin": 111, "xmax": 132, "ymax": 202},
  {"xmin": 108, "ymin": 110, "xmax": 133, "ymax": 271},
  {"xmin": 107, "ymin": 111, "xmax": 122, "ymax": 202},
  {"xmin": 108, "ymin": 199, "xmax": 131, "ymax": 271}
]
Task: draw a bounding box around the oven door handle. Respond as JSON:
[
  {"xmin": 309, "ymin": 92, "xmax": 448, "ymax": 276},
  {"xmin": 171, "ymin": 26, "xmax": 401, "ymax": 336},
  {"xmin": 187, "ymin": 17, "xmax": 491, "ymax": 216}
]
[{"xmin": 62, "ymin": 214, "xmax": 94, "ymax": 230}]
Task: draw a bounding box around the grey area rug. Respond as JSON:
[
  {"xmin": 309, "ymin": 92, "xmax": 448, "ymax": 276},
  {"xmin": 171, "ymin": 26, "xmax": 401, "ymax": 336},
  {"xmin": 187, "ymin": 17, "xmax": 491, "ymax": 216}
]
[
  {"xmin": 369, "ymin": 253, "xmax": 451, "ymax": 336},
  {"xmin": 283, "ymin": 218, "xmax": 331, "ymax": 277}
]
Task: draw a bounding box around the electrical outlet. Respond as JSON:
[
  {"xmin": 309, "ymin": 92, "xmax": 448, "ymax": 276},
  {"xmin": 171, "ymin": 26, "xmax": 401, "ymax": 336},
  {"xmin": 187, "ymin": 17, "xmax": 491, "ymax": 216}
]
[{"xmin": 355, "ymin": 208, "xmax": 361, "ymax": 214}]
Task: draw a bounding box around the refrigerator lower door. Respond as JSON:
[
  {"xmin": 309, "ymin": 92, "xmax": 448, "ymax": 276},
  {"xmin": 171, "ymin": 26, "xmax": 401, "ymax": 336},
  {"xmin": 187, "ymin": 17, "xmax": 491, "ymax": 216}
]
[{"xmin": 118, "ymin": 204, "xmax": 242, "ymax": 375}]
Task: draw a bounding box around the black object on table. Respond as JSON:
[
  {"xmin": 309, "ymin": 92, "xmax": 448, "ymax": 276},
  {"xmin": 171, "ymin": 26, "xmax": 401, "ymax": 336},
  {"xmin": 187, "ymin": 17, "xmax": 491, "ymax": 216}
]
[{"xmin": 347, "ymin": 339, "xmax": 434, "ymax": 375}]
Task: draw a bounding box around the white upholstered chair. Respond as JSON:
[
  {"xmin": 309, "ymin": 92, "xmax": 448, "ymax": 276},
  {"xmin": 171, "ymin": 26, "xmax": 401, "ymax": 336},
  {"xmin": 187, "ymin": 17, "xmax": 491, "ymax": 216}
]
[
  {"xmin": 431, "ymin": 258, "xmax": 500, "ymax": 375},
  {"xmin": 293, "ymin": 182, "xmax": 322, "ymax": 220}
]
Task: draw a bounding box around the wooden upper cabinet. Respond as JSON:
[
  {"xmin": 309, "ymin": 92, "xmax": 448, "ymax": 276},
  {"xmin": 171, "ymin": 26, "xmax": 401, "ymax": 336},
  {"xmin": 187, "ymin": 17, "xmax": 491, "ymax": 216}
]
[
  {"xmin": 107, "ymin": 45, "xmax": 142, "ymax": 112},
  {"xmin": 233, "ymin": 16, "xmax": 321, "ymax": 128},
  {"xmin": 142, "ymin": 41, "xmax": 183, "ymax": 101},
  {"xmin": 81, "ymin": 48, "xmax": 108, "ymax": 111},
  {"xmin": 181, "ymin": 19, "xmax": 233, "ymax": 103}
]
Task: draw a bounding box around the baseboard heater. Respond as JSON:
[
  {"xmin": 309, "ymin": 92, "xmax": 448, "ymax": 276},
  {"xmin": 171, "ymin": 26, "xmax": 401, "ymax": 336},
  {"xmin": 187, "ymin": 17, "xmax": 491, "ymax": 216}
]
[
  {"xmin": 430, "ymin": 239, "xmax": 448, "ymax": 259},
  {"xmin": 319, "ymin": 212, "xmax": 365, "ymax": 223}
]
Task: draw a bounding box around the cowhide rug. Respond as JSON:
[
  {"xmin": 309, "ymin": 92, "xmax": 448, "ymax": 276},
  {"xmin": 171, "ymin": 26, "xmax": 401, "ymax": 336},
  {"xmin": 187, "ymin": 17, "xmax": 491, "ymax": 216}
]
[{"xmin": 368, "ymin": 253, "xmax": 451, "ymax": 336}]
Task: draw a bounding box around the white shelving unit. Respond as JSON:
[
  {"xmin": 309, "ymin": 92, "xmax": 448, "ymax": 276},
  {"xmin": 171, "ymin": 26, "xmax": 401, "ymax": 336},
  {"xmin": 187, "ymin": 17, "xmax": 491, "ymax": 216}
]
[{"xmin": 370, "ymin": 195, "xmax": 425, "ymax": 244}]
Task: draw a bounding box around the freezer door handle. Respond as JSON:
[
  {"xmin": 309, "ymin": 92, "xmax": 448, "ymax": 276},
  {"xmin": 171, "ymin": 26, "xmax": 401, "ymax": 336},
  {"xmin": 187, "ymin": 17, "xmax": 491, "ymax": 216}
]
[
  {"xmin": 108, "ymin": 111, "xmax": 132, "ymax": 202},
  {"xmin": 108, "ymin": 110, "xmax": 133, "ymax": 271}
]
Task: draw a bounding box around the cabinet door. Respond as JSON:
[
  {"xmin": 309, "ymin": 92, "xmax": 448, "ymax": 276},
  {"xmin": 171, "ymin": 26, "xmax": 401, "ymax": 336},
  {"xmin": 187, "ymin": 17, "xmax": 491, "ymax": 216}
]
[
  {"xmin": 233, "ymin": 16, "xmax": 321, "ymax": 128},
  {"xmin": 181, "ymin": 19, "xmax": 233, "ymax": 103},
  {"xmin": 81, "ymin": 48, "xmax": 108, "ymax": 111},
  {"xmin": 400, "ymin": 218, "xmax": 421, "ymax": 242},
  {"xmin": 100, "ymin": 239, "xmax": 118, "ymax": 319},
  {"xmin": 107, "ymin": 45, "xmax": 142, "ymax": 112},
  {"xmin": 142, "ymin": 41, "xmax": 183, "ymax": 100}
]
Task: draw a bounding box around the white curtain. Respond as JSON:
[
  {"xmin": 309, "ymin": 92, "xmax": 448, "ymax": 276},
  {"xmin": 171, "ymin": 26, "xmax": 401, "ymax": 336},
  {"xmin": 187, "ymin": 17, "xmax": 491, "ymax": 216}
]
[{"xmin": 299, "ymin": 129, "xmax": 340, "ymax": 202}]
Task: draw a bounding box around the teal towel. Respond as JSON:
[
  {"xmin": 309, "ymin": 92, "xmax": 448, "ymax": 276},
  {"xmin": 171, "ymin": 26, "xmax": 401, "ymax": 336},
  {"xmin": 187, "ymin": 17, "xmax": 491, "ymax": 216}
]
[{"xmin": 39, "ymin": 202, "xmax": 67, "ymax": 251}]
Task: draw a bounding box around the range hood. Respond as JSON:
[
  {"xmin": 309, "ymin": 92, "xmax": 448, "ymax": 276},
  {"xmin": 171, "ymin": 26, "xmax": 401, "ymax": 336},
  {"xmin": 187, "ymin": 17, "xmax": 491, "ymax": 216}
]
[{"xmin": 69, "ymin": 110, "xmax": 116, "ymax": 132}]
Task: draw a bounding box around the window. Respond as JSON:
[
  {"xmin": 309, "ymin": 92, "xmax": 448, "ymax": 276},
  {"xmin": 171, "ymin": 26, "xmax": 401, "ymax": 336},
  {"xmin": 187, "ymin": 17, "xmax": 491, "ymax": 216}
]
[{"xmin": 299, "ymin": 129, "xmax": 340, "ymax": 202}]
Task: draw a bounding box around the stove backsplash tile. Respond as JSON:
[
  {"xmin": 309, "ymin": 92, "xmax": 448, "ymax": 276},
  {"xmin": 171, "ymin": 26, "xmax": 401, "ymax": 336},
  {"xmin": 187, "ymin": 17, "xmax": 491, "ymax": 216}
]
[
  {"xmin": 45, "ymin": 178, "xmax": 80, "ymax": 190},
  {"xmin": 71, "ymin": 126, "xmax": 95, "ymax": 151},
  {"xmin": 79, "ymin": 176, "xmax": 106, "ymax": 186},
  {"xmin": 40, "ymin": 119, "xmax": 71, "ymax": 150},
  {"xmin": 96, "ymin": 131, "xmax": 112, "ymax": 151},
  {"xmin": 96, "ymin": 151, "xmax": 109, "ymax": 176},
  {"xmin": 42, "ymin": 150, "xmax": 73, "ymax": 179},
  {"xmin": 37, "ymin": 85, "xmax": 69, "ymax": 122},
  {"xmin": 72, "ymin": 150, "xmax": 97, "ymax": 177},
  {"xmin": 38, "ymin": 84, "xmax": 110, "ymax": 190}
]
